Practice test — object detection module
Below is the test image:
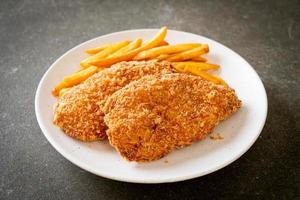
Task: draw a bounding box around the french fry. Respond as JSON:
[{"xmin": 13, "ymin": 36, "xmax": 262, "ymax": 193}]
[
  {"xmin": 133, "ymin": 43, "xmax": 202, "ymax": 61},
  {"xmin": 172, "ymin": 62, "xmax": 186, "ymax": 73},
  {"xmin": 59, "ymin": 88, "xmax": 71, "ymax": 97},
  {"xmin": 80, "ymin": 40, "xmax": 131, "ymax": 68},
  {"xmin": 52, "ymin": 66, "xmax": 98, "ymax": 96},
  {"xmin": 109, "ymin": 38, "xmax": 142, "ymax": 57},
  {"xmin": 160, "ymin": 55, "xmax": 207, "ymax": 62},
  {"xmin": 64, "ymin": 66, "xmax": 98, "ymax": 82},
  {"xmin": 158, "ymin": 40, "xmax": 169, "ymax": 46},
  {"xmin": 135, "ymin": 26, "xmax": 167, "ymax": 52},
  {"xmin": 191, "ymin": 56, "xmax": 207, "ymax": 62},
  {"xmin": 184, "ymin": 65, "xmax": 227, "ymax": 86},
  {"xmin": 166, "ymin": 44, "xmax": 209, "ymax": 62},
  {"xmin": 89, "ymin": 26, "xmax": 167, "ymax": 67},
  {"xmin": 96, "ymin": 65, "xmax": 105, "ymax": 72},
  {"xmin": 52, "ymin": 81, "xmax": 69, "ymax": 96},
  {"xmin": 172, "ymin": 62, "xmax": 220, "ymax": 71},
  {"xmin": 84, "ymin": 43, "xmax": 112, "ymax": 54},
  {"xmin": 141, "ymin": 39, "xmax": 168, "ymax": 48},
  {"xmin": 151, "ymin": 54, "xmax": 170, "ymax": 61}
]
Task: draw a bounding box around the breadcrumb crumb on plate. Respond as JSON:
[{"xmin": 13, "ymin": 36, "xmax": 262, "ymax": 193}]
[
  {"xmin": 210, "ymin": 133, "xmax": 224, "ymax": 140},
  {"xmin": 35, "ymin": 29, "xmax": 267, "ymax": 183}
]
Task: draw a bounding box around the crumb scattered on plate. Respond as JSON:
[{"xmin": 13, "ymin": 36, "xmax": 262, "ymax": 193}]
[{"xmin": 210, "ymin": 133, "xmax": 224, "ymax": 140}]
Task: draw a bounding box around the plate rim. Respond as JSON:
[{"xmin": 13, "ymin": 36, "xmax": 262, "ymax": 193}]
[{"xmin": 35, "ymin": 28, "xmax": 268, "ymax": 183}]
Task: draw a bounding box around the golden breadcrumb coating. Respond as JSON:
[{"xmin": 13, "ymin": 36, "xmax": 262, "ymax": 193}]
[
  {"xmin": 53, "ymin": 61, "xmax": 174, "ymax": 141},
  {"xmin": 103, "ymin": 73, "xmax": 241, "ymax": 162}
]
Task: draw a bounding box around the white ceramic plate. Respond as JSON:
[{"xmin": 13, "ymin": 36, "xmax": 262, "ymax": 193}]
[{"xmin": 35, "ymin": 29, "xmax": 267, "ymax": 183}]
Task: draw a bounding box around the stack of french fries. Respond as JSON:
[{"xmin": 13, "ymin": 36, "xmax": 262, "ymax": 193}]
[{"xmin": 52, "ymin": 27, "xmax": 226, "ymax": 96}]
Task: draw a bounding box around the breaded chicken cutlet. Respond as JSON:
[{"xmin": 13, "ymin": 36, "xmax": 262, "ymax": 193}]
[
  {"xmin": 103, "ymin": 73, "xmax": 241, "ymax": 162},
  {"xmin": 53, "ymin": 61, "xmax": 174, "ymax": 141}
]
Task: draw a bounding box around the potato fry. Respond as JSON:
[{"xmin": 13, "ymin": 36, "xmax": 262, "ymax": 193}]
[
  {"xmin": 191, "ymin": 56, "xmax": 207, "ymax": 62},
  {"xmin": 136, "ymin": 26, "xmax": 167, "ymax": 51},
  {"xmin": 166, "ymin": 44, "xmax": 209, "ymax": 62},
  {"xmin": 172, "ymin": 62, "xmax": 220, "ymax": 71},
  {"xmin": 84, "ymin": 43, "xmax": 112, "ymax": 54},
  {"xmin": 184, "ymin": 65, "xmax": 227, "ymax": 86},
  {"xmin": 59, "ymin": 88, "xmax": 71, "ymax": 97},
  {"xmin": 96, "ymin": 65, "xmax": 105, "ymax": 72},
  {"xmin": 133, "ymin": 43, "xmax": 202, "ymax": 61},
  {"xmin": 52, "ymin": 66, "xmax": 98, "ymax": 96},
  {"xmin": 141, "ymin": 39, "xmax": 168, "ymax": 48},
  {"xmin": 64, "ymin": 66, "xmax": 98, "ymax": 82},
  {"xmin": 172, "ymin": 62, "xmax": 186, "ymax": 73},
  {"xmin": 80, "ymin": 41, "xmax": 131, "ymax": 68},
  {"xmin": 109, "ymin": 38, "xmax": 142, "ymax": 57},
  {"xmin": 89, "ymin": 26, "xmax": 167, "ymax": 67},
  {"xmin": 158, "ymin": 40, "xmax": 169, "ymax": 46},
  {"xmin": 151, "ymin": 54, "xmax": 170, "ymax": 61},
  {"xmin": 52, "ymin": 81, "xmax": 69, "ymax": 96}
]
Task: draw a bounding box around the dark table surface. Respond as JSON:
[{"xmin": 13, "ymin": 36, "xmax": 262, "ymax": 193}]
[{"xmin": 1, "ymin": 0, "xmax": 299, "ymax": 199}]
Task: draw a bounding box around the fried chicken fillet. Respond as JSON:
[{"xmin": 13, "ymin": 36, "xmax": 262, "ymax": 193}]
[
  {"xmin": 103, "ymin": 73, "xmax": 241, "ymax": 162},
  {"xmin": 53, "ymin": 61, "xmax": 174, "ymax": 141}
]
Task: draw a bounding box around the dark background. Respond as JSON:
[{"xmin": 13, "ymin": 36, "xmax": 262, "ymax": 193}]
[{"xmin": 0, "ymin": 0, "xmax": 299, "ymax": 199}]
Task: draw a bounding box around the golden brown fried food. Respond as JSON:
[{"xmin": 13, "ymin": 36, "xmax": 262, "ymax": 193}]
[
  {"xmin": 53, "ymin": 61, "xmax": 174, "ymax": 141},
  {"xmin": 103, "ymin": 73, "xmax": 241, "ymax": 162}
]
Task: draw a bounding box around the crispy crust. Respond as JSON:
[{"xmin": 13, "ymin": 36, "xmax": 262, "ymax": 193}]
[
  {"xmin": 103, "ymin": 73, "xmax": 241, "ymax": 162},
  {"xmin": 53, "ymin": 61, "xmax": 174, "ymax": 141}
]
